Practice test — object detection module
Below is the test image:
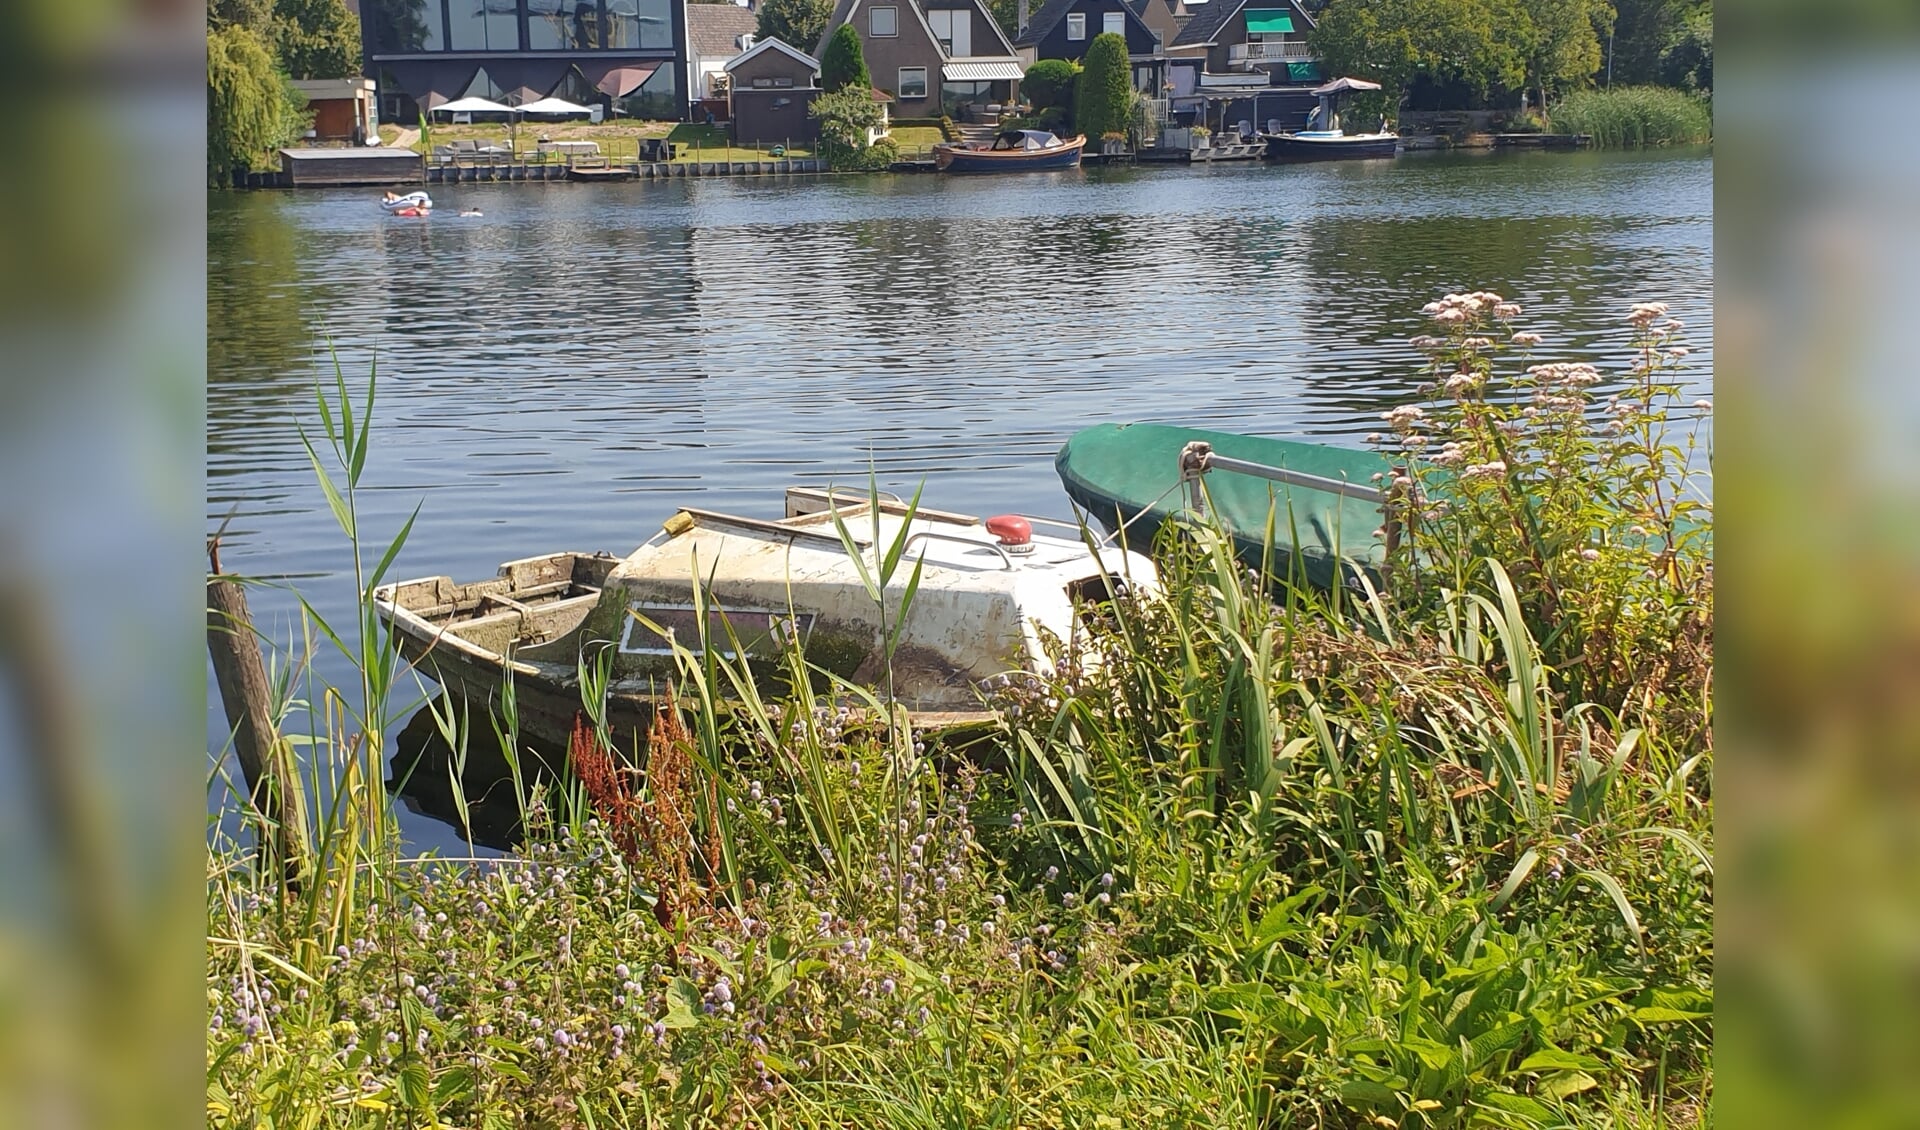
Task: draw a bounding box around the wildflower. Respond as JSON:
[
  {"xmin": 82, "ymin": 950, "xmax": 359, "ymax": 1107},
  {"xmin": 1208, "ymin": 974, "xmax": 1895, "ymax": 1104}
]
[
  {"xmin": 1694, "ymin": 399, "xmax": 1712, "ymax": 411},
  {"xmin": 1667, "ymin": 347, "xmax": 1691, "ymax": 358},
  {"xmin": 880, "ymin": 978, "xmax": 896, "ymax": 995},
  {"xmin": 1101, "ymin": 872, "xmax": 1114, "ymax": 888},
  {"xmin": 1432, "ymin": 307, "xmax": 1468, "ymax": 326},
  {"xmin": 1495, "ymin": 302, "xmax": 1523, "ymax": 319},
  {"xmin": 1460, "ymin": 336, "xmax": 1492, "ymax": 350},
  {"xmin": 1510, "ymin": 331, "xmax": 1542, "ymax": 346},
  {"xmin": 1045, "ymin": 865, "xmax": 1059, "ymax": 882},
  {"xmin": 1580, "ymin": 548, "xmax": 1600, "ymax": 561}
]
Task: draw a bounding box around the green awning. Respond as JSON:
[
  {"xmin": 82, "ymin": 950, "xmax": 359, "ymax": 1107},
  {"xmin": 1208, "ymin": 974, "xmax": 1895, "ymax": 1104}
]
[
  {"xmin": 1285, "ymin": 60, "xmax": 1322, "ymax": 82},
  {"xmin": 1244, "ymin": 9, "xmax": 1294, "ymax": 33}
]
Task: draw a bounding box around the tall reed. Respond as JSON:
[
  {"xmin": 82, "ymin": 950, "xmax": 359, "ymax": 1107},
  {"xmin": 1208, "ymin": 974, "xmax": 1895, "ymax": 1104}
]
[{"xmin": 1551, "ymin": 87, "xmax": 1712, "ymax": 148}]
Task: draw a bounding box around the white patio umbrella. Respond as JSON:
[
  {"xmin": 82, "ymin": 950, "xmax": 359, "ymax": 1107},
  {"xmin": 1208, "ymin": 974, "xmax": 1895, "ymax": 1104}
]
[
  {"xmin": 431, "ymin": 96, "xmax": 515, "ymax": 117},
  {"xmin": 516, "ymin": 96, "xmax": 594, "ymax": 117}
]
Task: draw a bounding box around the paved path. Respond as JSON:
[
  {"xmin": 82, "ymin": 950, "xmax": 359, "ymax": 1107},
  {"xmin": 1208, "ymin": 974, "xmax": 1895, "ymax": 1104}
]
[{"xmin": 387, "ymin": 126, "xmax": 420, "ymax": 149}]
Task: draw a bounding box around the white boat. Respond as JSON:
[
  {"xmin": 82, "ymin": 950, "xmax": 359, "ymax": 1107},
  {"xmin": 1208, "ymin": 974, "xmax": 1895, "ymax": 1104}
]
[{"xmin": 373, "ymin": 487, "xmax": 1157, "ymax": 741}]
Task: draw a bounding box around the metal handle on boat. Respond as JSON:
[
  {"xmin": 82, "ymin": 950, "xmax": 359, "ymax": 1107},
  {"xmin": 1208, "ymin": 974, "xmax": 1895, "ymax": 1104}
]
[
  {"xmin": 1177, "ymin": 441, "xmax": 1387, "ymax": 503},
  {"xmin": 1176, "ymin": 440, "xmax": 1413, "ymax": 586},
  {"xmin": 899, "ymin": 531, "xmax": 1016, "ymax": 570}
]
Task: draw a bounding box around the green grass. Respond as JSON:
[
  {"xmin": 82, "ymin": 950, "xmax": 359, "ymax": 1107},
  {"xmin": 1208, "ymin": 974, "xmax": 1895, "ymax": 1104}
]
[
  {"xmin": 206, "ymin": 316, "xmax": 1711, "ymax": 1128},
  {"xmin": 1550, "ymin": 87, "xmax": 1712, "ymax": 148},
  {"xmin": 886, "ymin": 125, "xmax": 946, "ymax": 159}
]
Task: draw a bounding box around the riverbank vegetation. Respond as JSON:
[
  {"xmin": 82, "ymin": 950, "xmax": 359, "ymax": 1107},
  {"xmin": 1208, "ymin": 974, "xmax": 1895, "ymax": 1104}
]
[
  {"xmin": 1550, "ymin": 87, "xmax": 1712, "ymax": 148},
  {"xmin": 208, "ymin": 292, "xmax": 1710, "ymax": 1127},
  {"xmin": 1309, "ymin": 0, "xmax": 1710, "ymax": 134},
  {"xmin": 207, "ymin": 0, "xmax": 360, "ymax": 182}
]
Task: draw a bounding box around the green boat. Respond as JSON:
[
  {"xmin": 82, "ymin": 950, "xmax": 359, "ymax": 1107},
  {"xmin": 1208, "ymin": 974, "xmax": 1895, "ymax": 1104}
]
[{"xmin": 1055, "ymin": 423, "xmax": 1405, "ymax": 590}]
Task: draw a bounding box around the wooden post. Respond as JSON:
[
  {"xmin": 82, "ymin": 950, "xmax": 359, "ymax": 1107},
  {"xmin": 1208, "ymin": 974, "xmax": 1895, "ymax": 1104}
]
[{"xmin": 207, "ymin": 540, "xmax": 310, "ymax": 877}]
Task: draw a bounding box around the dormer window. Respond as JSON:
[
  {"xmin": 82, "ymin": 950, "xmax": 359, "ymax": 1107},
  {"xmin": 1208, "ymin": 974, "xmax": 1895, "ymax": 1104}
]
[
  {"xmin": 1103, "ymin": 10, "xmax": 1124, "ymax": 35},
  {"xmin": 870, "ymin": 5, "xmax": 898, "ymax": 36}
]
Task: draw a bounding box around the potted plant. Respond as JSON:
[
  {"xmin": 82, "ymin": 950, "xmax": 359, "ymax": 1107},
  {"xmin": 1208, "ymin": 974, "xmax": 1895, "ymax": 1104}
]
[
  {"xmin": 1101, "ymin": 130, "xmax": 1128, "ymax": 155},
  {"xmin": 1190, "ymin": 124, "xmax": 1211, "ymax": 150}
]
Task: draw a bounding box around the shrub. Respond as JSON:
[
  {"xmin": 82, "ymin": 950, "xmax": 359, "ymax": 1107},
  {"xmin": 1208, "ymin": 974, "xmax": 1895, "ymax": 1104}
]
[
  {"xmin": 938, "ymin": 114, "xmax": 959, "ymax": 141},
  {"xmin": 1371, "ymin": 291, "xmax": 1712, "ymax": 724},
  {"xmin": 1022, "ymin": 58, "xmax": 1079, "ymax": 113},
  {"xmin": 1549, "ymin": 86, "xmax": 1711, "ymax": 148},
  {"xmin": 809, "ymin": 85, "xmax": 890, "ymax": 170},
  {"xmin": 819, "ymin": 23, "xmax": 871, "ymax": 93},
  {"xmin": 1073, "ymin": 34, "xmax": 1131, "ymax": 140}
]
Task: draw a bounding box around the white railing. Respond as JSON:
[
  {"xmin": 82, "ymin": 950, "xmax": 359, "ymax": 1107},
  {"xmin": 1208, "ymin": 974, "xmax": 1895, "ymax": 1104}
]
[{"xmin": 1229, "ymin": 40, "xmax": 1313, "ymax": 62}]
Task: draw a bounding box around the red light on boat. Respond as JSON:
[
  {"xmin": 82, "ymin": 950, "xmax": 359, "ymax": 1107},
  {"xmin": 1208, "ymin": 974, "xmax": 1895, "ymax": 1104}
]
[{"xmin": 985, "ymin": 515, "xmax": 1033, "ymax": 553}]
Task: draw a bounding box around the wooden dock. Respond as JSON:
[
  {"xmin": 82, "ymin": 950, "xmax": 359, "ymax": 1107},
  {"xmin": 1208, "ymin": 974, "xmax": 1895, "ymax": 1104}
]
[{"xmin": 1493, "ymin": 133, "xmax": 1592, "ymax": 149}]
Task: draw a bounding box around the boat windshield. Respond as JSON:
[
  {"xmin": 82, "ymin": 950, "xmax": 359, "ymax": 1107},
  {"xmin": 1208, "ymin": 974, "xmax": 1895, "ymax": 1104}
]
[{"xmin": 994, "ymin": 129, "xmax": 1059, "ymax": 150}]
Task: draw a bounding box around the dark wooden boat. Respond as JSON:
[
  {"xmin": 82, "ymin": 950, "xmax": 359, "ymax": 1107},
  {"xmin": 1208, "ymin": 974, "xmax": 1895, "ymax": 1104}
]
[
  {"xmin": 934, "ymin": 129, "xmax": 1085, "ymax": 173},
  {"xmin": 1262, "ymin": 76, "xmax": 1399, "ymax": 162},
  {"xmin": 1264, "ymin": 131, "xmax": 1399, "ymax": 160}
]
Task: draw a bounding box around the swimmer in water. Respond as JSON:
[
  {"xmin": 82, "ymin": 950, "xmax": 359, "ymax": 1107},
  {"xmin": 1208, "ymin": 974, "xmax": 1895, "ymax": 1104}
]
[{"xmin": 460, "ymin": 207, "xmax": 483, "ymax": 217}]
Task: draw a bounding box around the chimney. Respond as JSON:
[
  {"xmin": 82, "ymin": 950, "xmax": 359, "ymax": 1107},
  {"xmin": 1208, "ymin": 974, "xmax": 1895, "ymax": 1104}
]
[{"xmin": 1018, "ymin": 0, "xmax": 1029, "ymax": 34}]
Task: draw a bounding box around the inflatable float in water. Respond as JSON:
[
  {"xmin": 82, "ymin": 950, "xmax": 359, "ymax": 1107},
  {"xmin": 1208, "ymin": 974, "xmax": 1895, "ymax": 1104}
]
[{"xmin": 381, "ymin": 191, "xmax": 432, "ymax": 216}]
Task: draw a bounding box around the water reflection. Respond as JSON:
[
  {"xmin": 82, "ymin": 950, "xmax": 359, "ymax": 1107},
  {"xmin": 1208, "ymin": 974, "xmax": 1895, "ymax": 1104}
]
[{"xmin": 387, "ymin": 696, "xmax": 577, "ymax": 852}]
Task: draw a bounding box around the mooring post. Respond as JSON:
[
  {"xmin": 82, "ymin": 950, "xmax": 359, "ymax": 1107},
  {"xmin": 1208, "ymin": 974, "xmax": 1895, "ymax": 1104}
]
[{"xmin": 207, "ymin": 536, "xmax": 310, "ymax": 878}]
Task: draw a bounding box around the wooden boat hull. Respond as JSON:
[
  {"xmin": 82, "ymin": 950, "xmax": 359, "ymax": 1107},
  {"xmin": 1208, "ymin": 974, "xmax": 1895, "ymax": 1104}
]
[
  {"xmin": 376, "ymin": 488, "xmax": 1158, "ymax": 744},
  {"xmin": 1056, "ymin": 423, "xmax": 1398, "ymax": 590},
  {"xmin": 934, "ymin": 136, "xmax": 1085, "ymax": 173},
  {"xmin": 1263, "ymin": 133, "xmax": 1399, "ymax": 161}
]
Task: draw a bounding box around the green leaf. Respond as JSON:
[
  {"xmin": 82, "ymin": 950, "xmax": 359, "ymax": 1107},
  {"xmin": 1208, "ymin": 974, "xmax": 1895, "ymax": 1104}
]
[
  {"xmin": 397, "ymin": 1060, "xmax": 431, "ymax": 1110},
  {"xmin": 1537, "ymin": 1070, "xmax": 1599, "ymax": 1100},
  {"xmin": 1518, "ymin": 1048, "xmax": 1604, "ymax": 1073},
  {"xmin": 432, "ymin": 1065, "xmax": 475, "ymax": 1106},
  {"xmin": 368, "ymin": 503, "xmax": 421, "ymax": 590},
  {"xmin": 1475, "ymin": 1091, "xmax": 1554, "ymax": 1122},
  {"xmin": 1339, "ymin": 1079, "xmax": 1399, "ymax": 1106},
  {"xmin": 1577, "ymin": 868, "xmax": 1645, "ymax": 951},
  {"xmin": 1402, "ymin": 1036, "xmax": 1457, "ymax": 1072},
  {"xmin": 664, "ymin": 977, "xmax": 703, "ymax": 1028},
  {"xmin": 1490, "ymin": 848, "xmax": 1539, "ymax": 911}
]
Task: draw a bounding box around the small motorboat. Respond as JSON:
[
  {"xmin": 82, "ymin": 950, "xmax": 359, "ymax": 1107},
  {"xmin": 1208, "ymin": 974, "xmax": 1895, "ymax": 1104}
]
[
  {"xmin": 934, "ymin": 129, "xmax": 1086, "ymax": 173},
  {"xmin": 381, "ymin": 190, "xmax": 433, "ymax": 216},
  {"xmin": 374, "ymin": 487, "xmax": 1157, "ymax": 744},
  {"xmin": 1056, "ymin": 423, "xmax": 1403, "ymax": 590},
  {"xmin": 1262, "ymin": 77, "xmax": 1399, "ymax": 161}
]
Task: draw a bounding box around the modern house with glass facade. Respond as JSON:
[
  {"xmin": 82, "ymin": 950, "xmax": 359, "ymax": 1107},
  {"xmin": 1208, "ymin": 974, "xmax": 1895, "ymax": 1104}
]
[{"xmin": 359, "ymin": 0, "xmax": 690, "ymax": 121}]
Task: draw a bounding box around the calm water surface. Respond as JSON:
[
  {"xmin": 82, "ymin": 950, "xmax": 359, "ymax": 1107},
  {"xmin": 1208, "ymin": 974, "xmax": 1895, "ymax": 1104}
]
[{"xmin": 208, "ymin": 147, "xmax": 1712, "ymax": 849}]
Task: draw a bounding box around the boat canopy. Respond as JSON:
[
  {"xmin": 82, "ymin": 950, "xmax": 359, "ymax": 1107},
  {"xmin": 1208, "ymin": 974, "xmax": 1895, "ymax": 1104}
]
[
  {"xmin": 997, "ymin": 129, "xmax": 1060, "ymax": 150},
  {"xmin": 1311, "ymin": 76, "xmax": 1383, "ymax": 96}
]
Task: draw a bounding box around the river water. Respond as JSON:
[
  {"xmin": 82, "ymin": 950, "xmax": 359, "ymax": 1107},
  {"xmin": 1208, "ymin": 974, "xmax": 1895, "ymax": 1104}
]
[{"xmin": 208, "ymin": 146, "xmax": 1712, "ymax": 850}]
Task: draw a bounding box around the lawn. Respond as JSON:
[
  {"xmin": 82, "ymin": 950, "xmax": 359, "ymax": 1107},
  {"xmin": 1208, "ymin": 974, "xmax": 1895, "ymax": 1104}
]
[{"xmin": 887, "ymin": 125, "xmax": 946, "ymax": 159}]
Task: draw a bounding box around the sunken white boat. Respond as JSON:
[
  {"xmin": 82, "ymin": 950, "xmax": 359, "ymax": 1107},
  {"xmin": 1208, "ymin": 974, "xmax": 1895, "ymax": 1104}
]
[{"xmin": 373, "ymin": 488, "xmax": 1157, "ymax": 743}]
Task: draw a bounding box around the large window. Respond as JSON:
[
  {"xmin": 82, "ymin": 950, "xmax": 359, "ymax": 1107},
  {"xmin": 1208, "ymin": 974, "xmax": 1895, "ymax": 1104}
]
[
  {"xmin": 446, "ymin": 0, "xmax": 521, "ymax": 50},
  {"xmin": 897, "ymin": 66, "xmax": 928, "ymax": 99},
  {"xmin": 1066, "ymin": 12, "xmax": 1085, "ymax": 39},
  {"xmin": 366, "ymin": 0, "xmax": 445, "ymax": 52},
  {"xmin": 869, "ymin": 6, "xmax": 898, "ymax": 36},
  {"xmin": 1102, "ymin": 10, "xmax": 1124, "ymax": 36},
  {"xmin": 528, "ymin": 0, "xmax": 604, "ymax": 49},
  {"xmin": 616, "ymin": 62, "xmax": 679, "ymax": 119},
  {"xmin": 605, "ymin": 0, "xmax": 673, "ymax": 49},
  {"xmin": 927, "ymin": 8, "xmax": 971, "ymax": 55}
]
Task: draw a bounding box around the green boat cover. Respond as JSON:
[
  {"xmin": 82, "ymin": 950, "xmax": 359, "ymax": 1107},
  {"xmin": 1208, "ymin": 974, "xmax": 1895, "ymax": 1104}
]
[{"xmin": 1056, "ymin": 423, "xmax": 1399, "ymax": 589}]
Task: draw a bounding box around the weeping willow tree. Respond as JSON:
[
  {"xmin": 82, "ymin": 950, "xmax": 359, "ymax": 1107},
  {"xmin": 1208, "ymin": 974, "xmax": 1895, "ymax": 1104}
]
[{"xmin": 208, "ymin": 22, "xmax": 307, "ymax": 184}]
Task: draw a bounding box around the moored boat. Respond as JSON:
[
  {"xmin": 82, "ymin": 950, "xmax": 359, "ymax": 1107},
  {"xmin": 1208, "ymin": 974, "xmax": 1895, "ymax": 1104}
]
[
  {"xmin": 934, "ymin": 129, "xmax": 1086, "ymax": 173},
  {"xmin": 374, "ymin": 487, "xmax": 1157, "ymax": 744},
  {"xmin": 1056, "ymin": 423, "xmax": 1404, "ymax": 590},
  {"xmin": 1262, "ymin": 77, "xmax": 1400, "ymax": 162}
]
